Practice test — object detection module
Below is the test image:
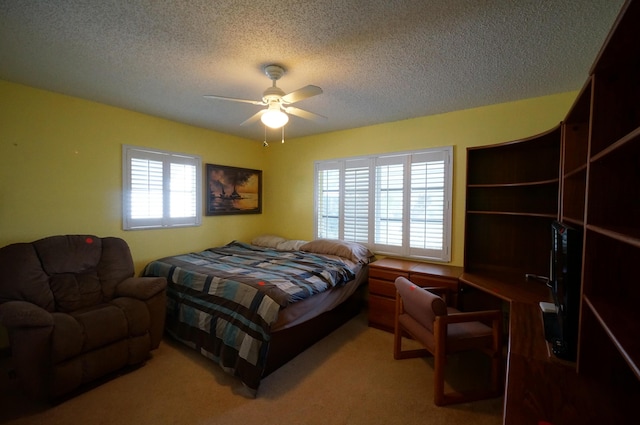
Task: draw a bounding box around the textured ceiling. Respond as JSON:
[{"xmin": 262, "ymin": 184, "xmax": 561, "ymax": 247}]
[{"xmin": 0, "ymin": 0, "xmax": 625, "ymax": 142}]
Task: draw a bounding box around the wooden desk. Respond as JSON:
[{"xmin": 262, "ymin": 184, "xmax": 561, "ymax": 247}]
[
  {"xmin": 459, "ymin": 272, "xmax": 582, "ymax": 425},
  {"xmin": 459, "ymin": 271, "xmax": 550, "ymax": 304},
  {"xmin": 368, "ymin": 258, "xmax": 463, "ymax": 332}
]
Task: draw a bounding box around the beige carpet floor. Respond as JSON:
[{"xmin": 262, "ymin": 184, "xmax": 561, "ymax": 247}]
[{"xmin": 0, "ymin": 311, "xmax": 503, "ymax": 425}]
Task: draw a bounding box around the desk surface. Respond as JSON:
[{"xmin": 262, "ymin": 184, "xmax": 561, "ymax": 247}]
[
  {"xmin": 370, "ymin": 257, "xmax": 463, "ymax": 278},
  {"xmin": 460, "ymin": 270, "xmax": 577, "ymax": 425},
  {"xmin": 459, "ymin": 271, "xmax": 550, "ymax": 304},
  {"xmin": 459, "ymin": 271, "xmax": 562, "ymax": 360}
]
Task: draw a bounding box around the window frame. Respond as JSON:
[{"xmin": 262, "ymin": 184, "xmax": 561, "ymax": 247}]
[
  {"xmin": 122, "ymin": 144, "xmax": 202, "ymax": 230},
  {"xmin": 314, "ymin": 146, "xmax": 453, "ymax": 262}
]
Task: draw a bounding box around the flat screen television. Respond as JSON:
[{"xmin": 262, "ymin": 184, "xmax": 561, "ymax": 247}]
[{"xmin": 548, "ymin": 220, "xmax": 583, "ymax": 360}]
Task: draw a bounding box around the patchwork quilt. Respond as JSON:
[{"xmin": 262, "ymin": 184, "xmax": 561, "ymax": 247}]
[{"xmin": 142, "ymin": 241, "xmax": 357, "ymax": 394}]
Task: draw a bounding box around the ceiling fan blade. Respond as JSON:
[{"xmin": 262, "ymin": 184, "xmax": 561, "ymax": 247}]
[
  {"xmin": 240, "ymin": 109, "xmax": 266, "ymax": 126},
  {"xmin": 203, "ymin": 95, "xmax": 265, "ymax": 106},
  {"xmin": 285, "ymin": 106, "xmax": 327, "ymax": 122},
  {"xmin": 281, "ymin": 85, "xmax": 323, "ymax": 104}
]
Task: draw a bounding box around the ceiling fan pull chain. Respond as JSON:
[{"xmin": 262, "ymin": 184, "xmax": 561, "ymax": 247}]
[
  {"xmin": 263, "ymin": 125, "xmax": 269, "ymax": 147},
  {"xmin": 282, "ymin": 126, "xmax": 285, "ymax": 144}
]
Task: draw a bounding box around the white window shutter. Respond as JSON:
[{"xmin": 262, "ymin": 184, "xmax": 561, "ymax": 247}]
[
  {"xmin": 123, "ymin": 145, "xmax": 201, "ymax": 230},
  {"xmin": 314, "ymin": 147, "xmax": 452, "ymax": 262}
]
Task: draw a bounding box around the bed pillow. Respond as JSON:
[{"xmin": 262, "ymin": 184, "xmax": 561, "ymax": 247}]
[
  {"xmin": 300, "ymin": 239, "xmax": 374, "ymax": 264},
  {"xmin": 251, "ymin": 234, "xmax": 287, "ymax": 249},
  {"xmin": 275, "ymin": 239, "xmax": 308, "ymax": 251}
]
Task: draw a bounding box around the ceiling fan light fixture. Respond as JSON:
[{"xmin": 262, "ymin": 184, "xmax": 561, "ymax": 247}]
[
  {"xmin": 261, "ymin": 105, "xmax": 289, "ymax": 129},
  {"xmin": 204, "ymin": 64, "xmax": 323, "ymax": 133}
]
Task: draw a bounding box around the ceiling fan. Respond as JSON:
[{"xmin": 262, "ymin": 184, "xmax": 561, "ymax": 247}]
[{"xmin": 203, "ymin": 64, "xmax": 326, "ymax": 130}]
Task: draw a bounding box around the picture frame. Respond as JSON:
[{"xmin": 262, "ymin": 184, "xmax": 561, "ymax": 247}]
[{"xmin": 205, "ymin": 164, "xmax": 262, "ymax": 216}]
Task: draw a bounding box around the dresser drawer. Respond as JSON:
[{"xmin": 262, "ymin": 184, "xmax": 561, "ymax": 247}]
[
  {"xmin": 368, "ymin": 294, "xmax": 396, "ymax": 332},
  {"xmin": 369, "ymin": 278, "xmax": 397, "ymax": 298},
  {"xmin": 409, "ymin": 273, "xmax": 458, "ymax": 289},
  {"xmin": 369, "ymin": 267, "xmax": 409, "ymax": 281}
]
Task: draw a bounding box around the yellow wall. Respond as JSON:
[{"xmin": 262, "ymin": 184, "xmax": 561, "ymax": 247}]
[
  {"xmin": 0, "ymin": 80, "xmax": 268, "ymax": 273},
  {"xmin": 265, "ymin": 92, "xmax": 577, "ymax": 265},
  {"xmin": 0, "ymin": 78, "xmax": 577, "ymax": 348}
]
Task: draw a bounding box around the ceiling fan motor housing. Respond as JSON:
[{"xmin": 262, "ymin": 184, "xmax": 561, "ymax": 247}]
[{"xmin": 262, "ymin": 86, "xmax": 286, "ymax": 104}]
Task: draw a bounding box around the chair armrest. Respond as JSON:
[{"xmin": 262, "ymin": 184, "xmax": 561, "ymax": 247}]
[
  {"xmin": 115, "ymin": 276, "xmax": 167, "ymax": 300},
  {"xmin": 439, "ymin": 309, "xmax": 502, "ymax": 326},
  {"xmin": 423, "ymin": 286, "xmax": 453, "ymax": 305},
  {"xmin": 0, "ymin": 300, "xmax": 54, "ymax": 328}
]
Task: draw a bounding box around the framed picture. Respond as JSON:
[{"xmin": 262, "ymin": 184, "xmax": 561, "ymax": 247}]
[{"xmin": 205, "ymin": 164, "xmax": 262, "ymax": 216}]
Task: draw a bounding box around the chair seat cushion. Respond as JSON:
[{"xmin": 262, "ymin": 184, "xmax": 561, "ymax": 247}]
[
  {"xmin": 51, "ymin": 304, "xmax": 129, "ymax": 363},
  {"xmin": 51, "ymin": 312, "xmax": 85, "ymax": 363},
  {"xmin": 110, "ymin": 297, "xmax": 150, "ymax": 337},
  {"xmin": 399, "ymin": 312, "xmax": 494, "ymax": 353},
  {"xmin": 72, "ymin": 304, "xmax": 128, "ymax": 352},
  {"xmin": 447, "ymin": 320, "xmax": 493, "ymax": 352}
]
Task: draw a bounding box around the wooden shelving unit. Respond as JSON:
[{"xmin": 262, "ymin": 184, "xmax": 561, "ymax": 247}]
[
  {"xmin": 462, "ymin": 2, "xmax": 640, "ymax": 423},
  {"xmin": 560, "ymin": 77, "xmax": 591, "ymax": 227},
  {"xmin": 576, "ymin": 0, "xmax": 640, "ymax": 406},
  {"xmin": 465, "ymin": 126, "xmax": 560, "ymax": 279},
  {"xmin": 577, "ymin": 0, "xmax": 640, "ymax": 406}
]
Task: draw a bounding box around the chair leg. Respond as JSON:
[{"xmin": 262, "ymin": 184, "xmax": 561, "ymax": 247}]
[
  {"xmin": 394, "ymin": 328, "xmax": 429, "ymax": 360},
  {"xmin": 393, "ymin": 294, "xmax": 402, "ymax": 360},
  {"xmin": 433, "ymin": 320, "xmax": 447, "ymax": 406},
  {"xmin": 394, "ymin": 296, "xmax": 428, "ymax": 360},
  {"xmin": 435, "ymin": 349, "xmax": 504, "ymax": 406},
  {"xmin": 490, "ymin": 350, "xmax": 502, "ymax": 393},
  {"xmin": 491, "ymin": 321, "xmax": 504, "ymax": 393},
  {"xmin": 393, "ymin": 326, "xmax": 402, "ymax": 360},
  {"xmin": 433, "ymin": 350, "xmax": 446, "ymax": 406}
]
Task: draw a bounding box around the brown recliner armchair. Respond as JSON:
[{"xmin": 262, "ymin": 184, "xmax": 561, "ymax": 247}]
[{"xmin": 0, "ymin": 235, "xmax": 167, "ymax": 399}]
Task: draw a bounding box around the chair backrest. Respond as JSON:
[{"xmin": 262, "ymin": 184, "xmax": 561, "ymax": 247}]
[
  {"xmin": 394, "ymin": 276, "xmax": 447, "ymax": 333},
  {"xmin": 34, "ymin": 235, "xmax": 104, "ymax": 312},
  {"xmin": 0, "ymin": 235, "xmax": 135, "ymax": 312}
]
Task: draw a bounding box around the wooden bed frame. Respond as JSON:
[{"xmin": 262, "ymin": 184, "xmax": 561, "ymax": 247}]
[{"xmin": 263, "ymin": 282, "xmax": 367, "ymax": 376}]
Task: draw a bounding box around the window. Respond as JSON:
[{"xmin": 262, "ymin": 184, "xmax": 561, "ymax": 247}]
[
  {"xmin": 315, "ymin": 147, "xmax": 452, "ymax": 261},
  {"xmin": 122, "ymin": 145, "xmax": 201, "ymax": 230}
]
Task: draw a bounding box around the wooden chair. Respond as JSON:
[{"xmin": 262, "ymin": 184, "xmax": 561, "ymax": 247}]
[{"xmin": 393, "ymin": 276, "xmax": 503, "ymax": 406}]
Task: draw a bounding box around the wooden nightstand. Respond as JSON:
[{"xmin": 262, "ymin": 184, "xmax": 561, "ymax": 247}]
[{"xmin": 367, "ymin": 258, "xmax": 463, "ymax": 332}]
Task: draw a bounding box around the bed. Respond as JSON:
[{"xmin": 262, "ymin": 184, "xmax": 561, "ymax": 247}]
[{"xmin": 141, "ymin": 236, "xmax": 372, "ymax": 396}]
